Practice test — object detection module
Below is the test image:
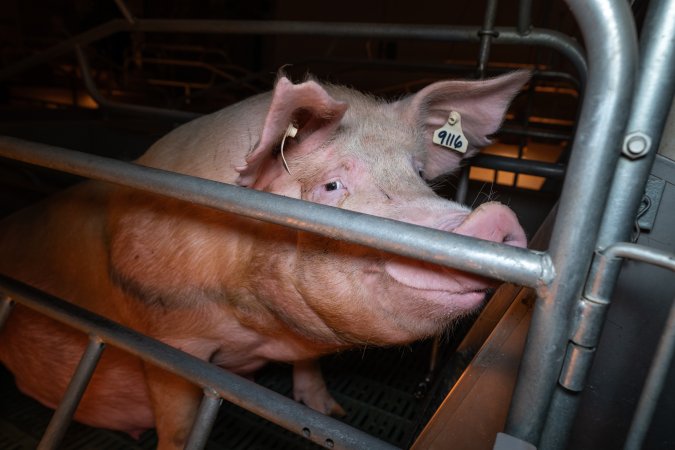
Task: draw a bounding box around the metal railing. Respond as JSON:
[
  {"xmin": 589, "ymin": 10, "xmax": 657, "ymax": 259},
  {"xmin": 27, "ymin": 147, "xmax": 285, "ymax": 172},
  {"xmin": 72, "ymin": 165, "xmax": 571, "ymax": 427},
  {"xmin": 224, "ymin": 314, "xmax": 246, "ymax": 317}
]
[
  {"xmin": 0, "ymin": 277, "xmax": 397, "ymax": 450},
  {"xmin": 0, "ymin": 0, "xmax": 674, "ymax": 449}
]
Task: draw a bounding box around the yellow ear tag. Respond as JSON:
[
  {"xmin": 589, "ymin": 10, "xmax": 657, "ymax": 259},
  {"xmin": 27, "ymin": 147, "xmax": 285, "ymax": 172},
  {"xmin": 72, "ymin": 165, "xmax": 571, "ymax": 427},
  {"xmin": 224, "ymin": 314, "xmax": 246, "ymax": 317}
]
[{"xmin": 432, "ymin": 111, "xmax": 468, "ymax": 154}]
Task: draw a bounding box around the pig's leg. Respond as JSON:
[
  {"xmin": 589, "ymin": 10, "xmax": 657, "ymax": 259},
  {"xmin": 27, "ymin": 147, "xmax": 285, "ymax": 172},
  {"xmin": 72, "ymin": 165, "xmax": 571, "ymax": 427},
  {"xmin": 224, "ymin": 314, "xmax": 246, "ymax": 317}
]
[
  {"xmin": 144, "ymin": 364, "xmax": 203, "ymax": 450},
  {"xmin": 293, "ymin": 359, "xmax": 346, "ymax": 417}
]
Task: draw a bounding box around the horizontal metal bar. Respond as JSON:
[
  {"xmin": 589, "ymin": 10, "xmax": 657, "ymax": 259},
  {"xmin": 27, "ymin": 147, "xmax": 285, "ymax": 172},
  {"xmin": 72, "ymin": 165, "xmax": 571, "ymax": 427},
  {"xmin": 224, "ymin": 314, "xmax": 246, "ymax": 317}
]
[
  {"xmin": 0, "ymin": 274, "xmax": 399, "ymax": 450},
  {"xmin": 134, "ymin": 20, "xmax": 587, "ymax": 84},
  {"xmin": 603, "ymin": 242, "xmax": 675, "ymax": 272},
  {"xmin": 37, "ymin": 335, "xmax": 105, "ymax": 450},
  {"xmin": 0, "ymin": 136, "xmax": 552, "ymax": 288},
  {"xmin": 0, "ymin": 21, "xmax": 127, "ymax": 81},
  {"xmin": 499, "ymin": 125, "xmax": 573, "ymax": 142},
  {"xmin": 472, "ymin": 154, "xmax": 566, "ymax": 179},
  {"xmin": 0, "ymin": 19, "xmax": 587, "ymax": 86},
  {"xmin": 75, "ymin": 46, "xmax": 201, "ymax": 122}
]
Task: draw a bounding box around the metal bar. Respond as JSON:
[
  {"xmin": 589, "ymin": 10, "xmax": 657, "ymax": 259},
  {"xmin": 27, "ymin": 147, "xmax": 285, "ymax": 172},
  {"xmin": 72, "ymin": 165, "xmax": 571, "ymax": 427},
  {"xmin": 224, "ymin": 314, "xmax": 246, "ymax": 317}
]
[
  {"xmin": 624, "ymin": 296, "xmax": 675, "ymax": 450},
  {"xmin": 113, "ymin": 0, "xmax": 136, "ymax": 25},
  {"xmin": 594, "ymin": 0, "xmax": 675, "ymax": 252},
  {"xmin": 0, "ymin": 136, "xmax": 552, "ymax": 288},
  {"xmin": 518, "ymin": 0, "xmax": 533, "ymax": 35},
  {"xmin": 571, "ymin": 243, "xmax": 675, "ymax": 450},
  {"xmin": 603, "ymin": 243, "xmax": 675, "ymax": 272},
  {"xmin": 184, "ymin": 387, "xmax": 223, "ymax": 450},
  {"xmin": 538, "ymin": 0, "xmax": 675, "ymax": 446},
  {"xmin": 0, "ymin": 18, "xmax": 587, "ymax": 86},
  {"xmin": 37, "ymin": 336, "xmax": 105, "ymax": 450},
  {"xmin": 0, "ymin": 275, "xmax": 398, "ymax": 450},
  {"xmin": 0, "ymin": 295, "xmax": 15, "ymax": 332},
  {"xmin": 499, "ymin": 125, "xmax": 572, "ymax": 142},
  {"xmin": 0, "ymin": 21, "xmax": 126, "ymax": 81},
  {"xmin": 75, "ymin": 46, "xmax": 201, "ymax": 122},
  {"xmin": 504, "ymin": 0, "xmax": 637, "ymax": 446},
  {"xmin": 472, "ymin": 153, "xmax": 566, "ymax": 179},
  {"xmin": 477, "ymin": 0, "xmax": 500, "ymax": 77},
  {"xmin": 455, "ymin": 166, "xmax": 470, "ymax": 204}
]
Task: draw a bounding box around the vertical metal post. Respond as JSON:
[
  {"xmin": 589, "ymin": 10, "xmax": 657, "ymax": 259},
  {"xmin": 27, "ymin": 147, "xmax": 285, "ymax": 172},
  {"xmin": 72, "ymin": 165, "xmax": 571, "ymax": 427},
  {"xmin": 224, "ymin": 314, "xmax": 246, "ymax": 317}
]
[
  {"xmin": 455, "ymin": 167, "xmax": 470, "ymax": 204},
  {"xmin": 538, "ymin": 0, "xmax": 675, "ymax": 447},
  {"xmin": 504, "ymin": 0, "xmax": 637, "ymax": 446},
  {"xmin": 184, "ymin": 387, "xmax": 223, "ymax": 450},
  {"xmin": 0, "ymin": 295, "xmax": 15, "ymax": 331},
  {"xmin": 477, "ymin": 0, "xmax": 499, "ymax": 77},
  {"xmin": 594, "ymin": 0, "xmax": 675, "ymax": 252},
  {"xmin": 518, "ymin": 0, "xmax": 533, "ymax": 35},
  {"xmin": 37, "ymin": 336, "xmax": 105, "ymax": 450},
  {"xmin": 624, "ymin": 296, "xmax": 675, "ymax": 450}
]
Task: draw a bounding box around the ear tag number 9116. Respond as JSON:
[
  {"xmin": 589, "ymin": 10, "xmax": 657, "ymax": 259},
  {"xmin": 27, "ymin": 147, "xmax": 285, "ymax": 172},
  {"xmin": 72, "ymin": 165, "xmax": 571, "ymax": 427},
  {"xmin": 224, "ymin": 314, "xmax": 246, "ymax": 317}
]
[{"xmin": 433, "ymin": 111, "xmax": 468, "ymax": 154}]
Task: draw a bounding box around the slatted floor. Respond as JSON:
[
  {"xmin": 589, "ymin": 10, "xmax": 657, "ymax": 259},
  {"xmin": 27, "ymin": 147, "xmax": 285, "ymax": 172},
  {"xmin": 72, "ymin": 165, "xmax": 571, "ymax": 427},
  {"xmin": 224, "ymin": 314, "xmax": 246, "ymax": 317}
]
[{"xmin": 0, "ymin": 339, "xmax": 454, "ymax": 450}]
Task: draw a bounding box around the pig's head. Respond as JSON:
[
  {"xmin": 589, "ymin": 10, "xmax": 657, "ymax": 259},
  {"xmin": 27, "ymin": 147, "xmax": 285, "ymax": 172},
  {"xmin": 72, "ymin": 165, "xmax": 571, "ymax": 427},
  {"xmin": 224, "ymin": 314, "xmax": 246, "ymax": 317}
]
[{"xmin": 233, "ymin": 72, "xmax": 529, "ymax": 346}]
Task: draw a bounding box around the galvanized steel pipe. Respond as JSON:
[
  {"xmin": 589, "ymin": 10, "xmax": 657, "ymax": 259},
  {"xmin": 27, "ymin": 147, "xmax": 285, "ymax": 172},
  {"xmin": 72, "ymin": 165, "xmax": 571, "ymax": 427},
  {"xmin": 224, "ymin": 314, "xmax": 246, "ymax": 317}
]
[
  {"xmin": 539, "ymin": 0, "xmax": 675, "ymax": 446},
  {"xmin": 0, "ymin": 136, "xmax": 552, "ymax": 288},
  {"xmin": 505, "ymin": 0, "xmax": 637, "ymax": 445},
  {"xmin": 0, "ymin": 19, "xmax": 587, "ymax": 86},
  {"xmin": 0, "ymin": 275, "xmax": 399, "ymax": 450},
  {"xmin": 37, "ymin": 336, "xmax": 105, "ymax": 450}
]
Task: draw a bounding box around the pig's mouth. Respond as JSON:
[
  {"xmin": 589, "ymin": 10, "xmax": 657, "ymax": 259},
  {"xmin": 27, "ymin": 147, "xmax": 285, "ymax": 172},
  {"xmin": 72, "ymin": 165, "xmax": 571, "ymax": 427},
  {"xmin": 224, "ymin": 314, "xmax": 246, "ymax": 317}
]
[
  {"xmin": 382, "ymin": 257, "xmax": 498, "ymax": 309},
  {"xmin": 379, "ymin": 201, "xmax": 527, "ymax": 310}
]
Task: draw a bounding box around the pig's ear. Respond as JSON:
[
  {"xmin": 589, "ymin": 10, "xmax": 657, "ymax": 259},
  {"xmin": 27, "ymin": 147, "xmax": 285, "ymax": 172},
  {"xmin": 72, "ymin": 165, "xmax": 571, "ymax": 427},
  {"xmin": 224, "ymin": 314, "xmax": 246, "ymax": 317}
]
[
  {"xmin": 235, "ymin": 77, "xmax": 348, "ymax": 187},
  {"xmin": 401, "ymin": 70, "xmax": 530, "ymax": 180}
]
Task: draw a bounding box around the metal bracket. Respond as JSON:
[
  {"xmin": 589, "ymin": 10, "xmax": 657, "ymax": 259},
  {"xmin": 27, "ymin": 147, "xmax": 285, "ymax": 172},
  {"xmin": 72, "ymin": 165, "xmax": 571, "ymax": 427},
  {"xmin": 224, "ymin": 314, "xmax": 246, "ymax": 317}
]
[{"xmin": 636, "ymin": 175, "xmax": 666, "ymax": 231}]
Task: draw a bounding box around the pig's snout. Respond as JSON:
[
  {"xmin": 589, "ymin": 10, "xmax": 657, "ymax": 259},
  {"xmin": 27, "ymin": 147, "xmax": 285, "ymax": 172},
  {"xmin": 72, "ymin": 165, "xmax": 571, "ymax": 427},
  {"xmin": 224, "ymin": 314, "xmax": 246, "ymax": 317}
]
[
  {"xmin": 380, "ymin": 202, "xmax": 526, "ymax": 311},
  {"xmin": 452, "ymin": 202, "xmax": 527, "ymax": 248}
]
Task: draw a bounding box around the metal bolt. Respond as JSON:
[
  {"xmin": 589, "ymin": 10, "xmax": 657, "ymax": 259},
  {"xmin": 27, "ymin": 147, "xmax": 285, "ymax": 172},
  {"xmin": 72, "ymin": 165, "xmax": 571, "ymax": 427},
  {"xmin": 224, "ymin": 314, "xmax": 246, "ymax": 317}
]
[{"xmin": 623, "ymin": 132, "xmax": 651, "ymax": 159}]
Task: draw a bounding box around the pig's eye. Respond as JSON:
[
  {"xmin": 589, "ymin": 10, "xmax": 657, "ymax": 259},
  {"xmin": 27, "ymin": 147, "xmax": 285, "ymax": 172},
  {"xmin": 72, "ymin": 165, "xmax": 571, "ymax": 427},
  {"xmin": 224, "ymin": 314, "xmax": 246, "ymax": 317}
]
[
  {"xmin": 324, "ymin": 180, "xmax": 344, "ymax": 191},
  {"xmin": 417, "ymin": 168, "xmax": 425, "ymax": 179}
]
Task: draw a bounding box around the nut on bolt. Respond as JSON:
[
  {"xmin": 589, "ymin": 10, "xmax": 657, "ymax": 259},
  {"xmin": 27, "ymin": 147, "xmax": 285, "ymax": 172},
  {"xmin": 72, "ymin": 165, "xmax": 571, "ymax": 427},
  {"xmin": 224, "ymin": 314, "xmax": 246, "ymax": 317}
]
[{"xmin": 623, "ymin": 131, "xmax": 651, "ymax": 159}]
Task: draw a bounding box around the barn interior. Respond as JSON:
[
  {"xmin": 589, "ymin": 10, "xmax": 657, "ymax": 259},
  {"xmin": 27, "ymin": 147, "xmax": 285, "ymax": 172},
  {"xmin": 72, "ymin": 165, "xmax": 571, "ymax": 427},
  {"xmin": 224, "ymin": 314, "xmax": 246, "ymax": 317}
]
[{"xmin": 1, "ymin": 1, "xmax": 674, "ymax": 449}]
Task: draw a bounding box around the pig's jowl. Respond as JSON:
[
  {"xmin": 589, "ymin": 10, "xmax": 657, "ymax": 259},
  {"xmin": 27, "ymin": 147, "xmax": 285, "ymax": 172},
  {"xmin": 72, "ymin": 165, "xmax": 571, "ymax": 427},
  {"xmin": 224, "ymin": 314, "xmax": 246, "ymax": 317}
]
[{"xmin": 0, "ymin": 71, "xmax": 529, "ymax": 449}]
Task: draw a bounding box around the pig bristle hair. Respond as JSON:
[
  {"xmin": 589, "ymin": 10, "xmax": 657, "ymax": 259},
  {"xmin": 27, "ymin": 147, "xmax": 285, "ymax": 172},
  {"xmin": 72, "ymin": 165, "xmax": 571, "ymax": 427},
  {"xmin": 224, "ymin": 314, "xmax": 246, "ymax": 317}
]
[
  {"xmin": 470, "ymin": 182, "xmax": 499, "ymax": 208},
  {"xmin": 274, "ymin": 65, "xmax": 292, "ymax": 82}
]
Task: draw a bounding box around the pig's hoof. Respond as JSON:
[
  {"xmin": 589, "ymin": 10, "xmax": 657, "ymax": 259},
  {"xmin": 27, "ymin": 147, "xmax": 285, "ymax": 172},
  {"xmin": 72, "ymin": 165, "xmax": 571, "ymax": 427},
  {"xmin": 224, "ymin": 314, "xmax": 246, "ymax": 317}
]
[{"xmin": 297, "ymin": 391, "xmax": 347, "ymax": 417}]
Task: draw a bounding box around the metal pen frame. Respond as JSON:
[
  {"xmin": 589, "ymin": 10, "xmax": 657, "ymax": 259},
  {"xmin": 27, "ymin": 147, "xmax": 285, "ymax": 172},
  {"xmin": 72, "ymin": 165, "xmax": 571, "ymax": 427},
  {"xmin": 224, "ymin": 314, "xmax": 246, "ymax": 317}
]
[
  {"xmin": 0, "ymin": 277, "xmax": 397, "ymax": 450},
  {"xmin": 0, "ymin": 0, "xmax": 674, "ymax": 448},
  {"xmin": 0, "ymin": 19, "xmax": 587, "ymax": 86}
]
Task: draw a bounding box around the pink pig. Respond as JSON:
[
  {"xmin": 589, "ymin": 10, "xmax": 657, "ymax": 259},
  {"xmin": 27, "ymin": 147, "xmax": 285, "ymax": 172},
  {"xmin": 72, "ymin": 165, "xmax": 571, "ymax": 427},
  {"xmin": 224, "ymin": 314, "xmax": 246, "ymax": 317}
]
[{"xmin": 0, "ymin": 71, "xmax": 528, "ymax": 449}]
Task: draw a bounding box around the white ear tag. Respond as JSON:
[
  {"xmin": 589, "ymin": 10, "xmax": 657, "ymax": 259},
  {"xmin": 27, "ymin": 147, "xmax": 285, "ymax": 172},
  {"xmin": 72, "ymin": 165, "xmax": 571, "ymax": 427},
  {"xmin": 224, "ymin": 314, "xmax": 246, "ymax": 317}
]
[
  {"xmin": 432, "ymin": 111, "xmax": 468, "ymax": 154},
  {"xmin": 280, "ymin": 123, "xmax": 298, "ymax": 175}
]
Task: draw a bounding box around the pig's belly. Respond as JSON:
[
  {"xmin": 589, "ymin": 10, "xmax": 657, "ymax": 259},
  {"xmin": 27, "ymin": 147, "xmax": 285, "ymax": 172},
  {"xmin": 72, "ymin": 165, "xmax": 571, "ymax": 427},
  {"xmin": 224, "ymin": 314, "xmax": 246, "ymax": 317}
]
[{"xmin": 0, "ymin": 306, "xmax": 154, "ymax": 434}]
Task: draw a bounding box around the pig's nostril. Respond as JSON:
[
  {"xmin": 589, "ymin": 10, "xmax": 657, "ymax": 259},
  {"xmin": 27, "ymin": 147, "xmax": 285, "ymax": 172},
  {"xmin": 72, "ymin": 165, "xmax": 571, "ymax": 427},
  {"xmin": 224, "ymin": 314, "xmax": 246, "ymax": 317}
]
[{"xmin": 502, "ymin": 230, "xmax": 527, "ymax": 248}]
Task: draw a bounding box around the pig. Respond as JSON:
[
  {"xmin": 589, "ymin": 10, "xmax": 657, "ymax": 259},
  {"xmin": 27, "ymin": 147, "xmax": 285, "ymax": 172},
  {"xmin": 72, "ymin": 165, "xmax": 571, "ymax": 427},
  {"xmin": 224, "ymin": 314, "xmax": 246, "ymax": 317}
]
[{"xmin": 0, "ymin": 70, "xmax": 529, "ymax": 449}]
